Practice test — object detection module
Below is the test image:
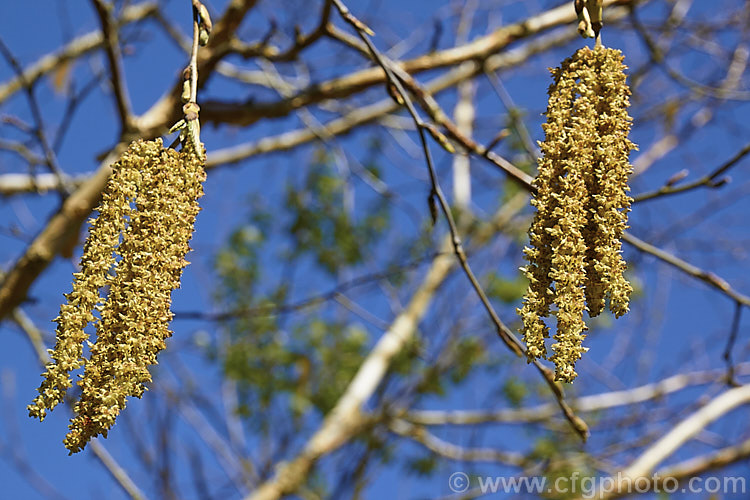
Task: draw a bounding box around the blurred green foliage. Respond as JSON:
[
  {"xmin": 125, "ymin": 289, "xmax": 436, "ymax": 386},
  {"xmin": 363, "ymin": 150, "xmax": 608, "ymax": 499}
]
[{"xmin": 208, "ymin": 137, "xmax": 582, "ymax": 488}]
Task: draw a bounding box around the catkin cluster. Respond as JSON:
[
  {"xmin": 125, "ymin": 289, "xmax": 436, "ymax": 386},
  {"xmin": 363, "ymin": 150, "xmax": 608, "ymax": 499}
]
[
  {"xmin": 518, "ymin": 46, "xmax": 635, "ymax": 383},
  {"xmin": 28, "ymin": 139, "xmax": 206, "ymax": 453}
]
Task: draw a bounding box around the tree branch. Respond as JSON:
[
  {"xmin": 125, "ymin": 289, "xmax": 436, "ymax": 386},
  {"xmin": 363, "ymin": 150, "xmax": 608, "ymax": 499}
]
[
  {"xmin": 389, "ymin": 419, "xmax": 527, "ymax": 466},
  {"xmin": 404, "ymin": 364, "xmax": 750, "ymax": 425},
  {"xmin": 593, "ymin": 438, "xmax": 750, "ymax": 499},
  {"xmin": 627, "ymin": 384, "xmax": 750, "ymax": 476},
  {"xmin": 200, "ymin": 0, "xmax": 646, "ymax": 127},
  {"xmin": 621, "ymin": 232, "xmax": 750, "ymax": 308},
  {"xmin": 91, "ymin": 0, "xmax": 135, "ymax": 133},
  {"xmin": 633, "ymin": 140, "xmax": 750, "ymax": 202}
]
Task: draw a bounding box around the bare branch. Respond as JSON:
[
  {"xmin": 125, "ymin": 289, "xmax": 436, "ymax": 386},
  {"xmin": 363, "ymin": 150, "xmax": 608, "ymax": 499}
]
[
  {"xmin": 634, "ymin": 140, "xmax": 750, "ymax": 202},
  {"xmin": 91, "ymin": 0, "xmax": 135, "ymax": 132},
  {"xmin": 201, "ymin": 0, "xmax": 647, "ymax": 127},
  {"xmin": 588, "ymin": 438, "xmax": 750, "ymax": 499},
  {"xmin": 205, "ymin": 27, "xmax": 577, "ymax": 167},
  {"xmin": 389, "ymin": 419, "xmax": 527, "ymax": 466},
  {"xmin": 0, "ymin": 38, "xmax": 71, "ymax": 193},
  {"xmin": 0, "ymin": 172, "xmax": 89, "ymax": 197},
  {"xmin": 404, "ymin": 364, "xmax": 750, "ymax": 425},
  {"xmin": 628, "ymin": 386, "xmax": 750, "ymax": 475},
  {"xmin": 621, "ymin": 232, "xmax": 750, "ymax": 308},
  {"xmin": 589, "ymin": 384, "xmax": 750, "ymax": 499},
  {"xmin": 89, "ymin": 442, "xmax": 150, "ymax": 500}
]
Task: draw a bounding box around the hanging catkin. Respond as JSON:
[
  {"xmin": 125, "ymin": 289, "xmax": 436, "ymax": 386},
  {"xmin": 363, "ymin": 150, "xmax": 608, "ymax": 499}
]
[
  {"xmin": 517, "ymin": 46, "xmax": 636, "ymax": 383},
  {"xmin": 28, "ymin": 139, "xmax": 206, "ymax": 453}
]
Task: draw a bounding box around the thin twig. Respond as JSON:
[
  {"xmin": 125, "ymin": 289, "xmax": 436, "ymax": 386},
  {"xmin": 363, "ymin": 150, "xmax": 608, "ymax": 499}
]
[
  {"xmin": 91, "ymin": 0, "xmax": 135, "ymax": 133},
  {"xmin": 621, "ymin": 232, "xmax": 750, "ymax": 307},
  {"xmin": 188, "ymin": 1, "xmax": 201, "ymax": 105},
  {"xmin": 329, "ymin": 0, "xmax": 597, "ymax": 440},
  {"xmin": 330, "ymin": 0, "xmax": 522, "ymax": 357},
  {"xmin": 169, "ymin": 0, "xmax": 210, "ymax": 152},
  {"xmin": 629, "ymin": 3, "xmax": 750, "ymax": 100},
  {"xmin": 52, "ymin": 74, "xmax": 105, "ymax": 152},
  {"xmin": 634, "ymin": 140, "xmax": 750, "ymax": 202},
  {"xmin": 244, "ymin": 189, "xmax": 531, "ymax": 500},
  {"xmin": 370, "ymin": 40, "xmax": 750, "ymax": 320},
  {"xmin": 404, "ymin": 364, "xmax": 750, "ymax": 425},
  {"xmin": 389, "ymin": 419, "xmax": 527, "ymax": 466},
  {"xmin": 175, "ymin": 253, "xmax": 439, "ymax": 321},
  {"xmin": 723, "ymin": 302, "xmax": 743, "ymax": 386},
  {"xmin": 89, "ymin": 441, "xmax": 149, "ymax": 500},
  {"xmin": 199, "ymin": 0, "xmax": 648, "ymax": 128},
  {"xmin": 204, "ymin": 28, "xmax": 581, "ymax": 167},
  {"xmin": 325, "ymin": 6, "xmax": 594, "ymax": 440}
]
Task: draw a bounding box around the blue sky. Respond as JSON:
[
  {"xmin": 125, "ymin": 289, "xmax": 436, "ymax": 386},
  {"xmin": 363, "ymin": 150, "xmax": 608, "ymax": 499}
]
[{"xmin": 1, "ymin": 0, "xmax": 750, "ymax": 498}]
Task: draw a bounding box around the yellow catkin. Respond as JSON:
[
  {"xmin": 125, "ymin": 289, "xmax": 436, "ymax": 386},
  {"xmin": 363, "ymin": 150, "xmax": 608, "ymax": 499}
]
[
  {"xmin": 518, "ymin": 46, "xmax": 636, "ymax": 382},
  {"xmin": 28, "ymin": 147, "xmax": 141, "ymax": 421},
  {"xmin": 29, "ymin": 139, "xmax": 205, "ymax": 453}
]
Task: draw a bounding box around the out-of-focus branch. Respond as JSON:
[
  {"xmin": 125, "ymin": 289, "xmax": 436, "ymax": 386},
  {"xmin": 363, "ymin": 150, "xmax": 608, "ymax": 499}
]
[
  {"xmin": 0, "ymin": 2, "xmax": 157, "ymax": 105},
  {"xmin": 0, "ymin": 39, "xmax": 70, "ymax": 193},
  {"xmin": 451, "ymin": 0, "xmax": 476, "ymax": 212},
  {"xmin": 588, "ymin": 384, "xmax": 750, "ymax": 499},
  {"xmin": 265, "ymin": 0, "xmax": 333, "ymax": 62},
  {"xmin": 91, "ymin": 0, "xmax": 135, "ymax": 132},
  {"xmin": 626, "ymin": 386, "xmax": 750, "ymax": 471},
  {"xmin": 247, "ymin": 240, "xmax": 455, "ymax": 500},
  {"xmin": 327, "ymin": 0, "xmax": 592, "ymax": 444},
  {"xmin": 629, "ymin": 5, "xmax": 750, "ymax": 100},
  {"xmin": 364, "ymin": 34, "xmax": 750, "ymax": 315},
  {"xmin": 11, "ymin": 309, "xmax": 49, "ymax": 366},
  {"xmin": 389, "ymin": 419, "xmax": 527, "ymax": 466},
  {"xmin": 205, "ymin": 26, "xmax": 578, "ymax": 167},
  {"xmin": 177, "ymin": 253, "xmax": 436, "ymax": 321},
  {"xmin": 160, "ymin": 376, "xmax": 257, "ymax": 494},
  {"xmin": 723, "ymin": 302, "xmax": 743, "ymax": 385},
  {"xmin": 88, "ymin": 442, "xmax": 149, "ymax": 500},
  {"xmin": 653, "ymin": 439, "xmax": 750, "ymax": 486},
  {"xmin": 0, "ymin": 138, "xmax": 46, "ymax": 166},
  {"xmin": 0, "ymin": 173, "xmax": 89, "ymax": 197},
  {"xmin": 330, "ymin": 0, "xmax": 524, "ymax": 356},
  {"xmin": 592, "ymin": 438, "xmax": 750, "ymax": 499},
  {"xmin": 404, "ymin": 364, "xmax": 750, "ymax": 425}
]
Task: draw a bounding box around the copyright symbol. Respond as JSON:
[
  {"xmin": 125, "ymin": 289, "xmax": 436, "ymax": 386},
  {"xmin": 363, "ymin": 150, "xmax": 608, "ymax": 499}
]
[{"xmin": 449, "ymin": 472, "xmax": 470, "ymax": 493}]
